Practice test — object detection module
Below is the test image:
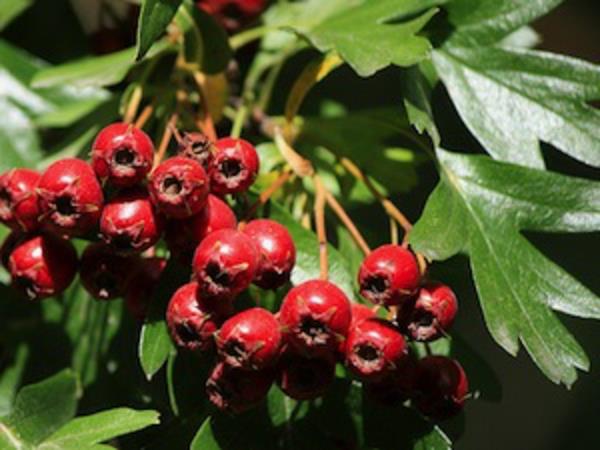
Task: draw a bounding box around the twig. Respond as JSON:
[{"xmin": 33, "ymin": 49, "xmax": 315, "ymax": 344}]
[
  {"xmin": 124, "ymin": 85, "xmax": 143, "ymax": 124},
  {"xmin": 134, "ymin": 104, "xmax": 154, "ymax": 129},
  {"xmin": 243, "ymin": 169, "xmax": 293, "ymax": 222},
  {"xmin": 229, "ymin": 25, "xmax": 273, "ymax": 50},
  {"xmin": 314, "ymin": 175, "xmax": 328, "ymax": 281},
  {"xmin": 193, "ymin": 72, "xmax": 218, "ymax": 142},
  {"xmin": 274, "ymin": 127, "xmax": 314, "ymax": 177},
  {"xmin": 324, "ymin": 191, "xmax": 370, "ymax": 256},
  {"xmin": 153, "ymin": 114, "xmax": 178, "ymax": 169},
  {"xmin": 389, "ymin": 218, "xmax": 399, "ymax": 246}
]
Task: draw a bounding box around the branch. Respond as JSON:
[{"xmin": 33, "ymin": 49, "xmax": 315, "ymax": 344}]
[
  {"xmin": 324, "ymin": 191, "xmax": 370, "ymax": 256},
  {"xmin": 314, "ymin": 174, "xmax": 328, "ymax": 281}
]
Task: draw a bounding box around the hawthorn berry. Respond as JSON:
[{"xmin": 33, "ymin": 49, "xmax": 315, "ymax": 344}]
[
  {"xmin": 80, "ymin": 243, "xmax": 135, "ymax": 300},
  {"xmin": 0, "ymin": 168, "xmax": 41, "ymax": 232},
  {"xmin": 345, "ymin": 318, "xmax": 407, "ymax": 382},
  {"xmin": 364, "ymin": 355, "xmax": 418, "ymax": 407},
  {"xmin": 217, "ymin": 307, "xmax": 282, "ymax": 370},
  {"xmin": 166, "ymin": 282, "xmax": 225, "ymax": 352},
  {"xmin": 413, "ymin": 356, "xmax": 469, "ymax": 420},
  {"xmin": 358, "ymin": 245, "xmax": 420, "ymax": 306},
  {"xmin": 350, "ymin": 303, "xmax": 376, "ymax": 327},
  {"xmin": 149, "ymin": 156, "xmax": 209, "ymax": 219},
  {"xmin": 242, "ymin": 219, "xmax": 296, "ymax": 290},
  {"xmin": 277, "ymin": 350, "xmax": 336, "ymax": 400},
  {"xmin": 99, "ymin": 188, "xmax": 164, "ymax": 253},
  {"xmin": 209, "ymin": 137, "xmax": 259, "ymax": 195},
  {"xmin": 125, "ymin": 257, "xmax": 167, "ymax": 321},
  {"xmin": 278, "ymin": 279, "xmax": 351, "ymax": 358},
  {"xmin": 206, "ymin": 362, "xmax": 274, "ymax": 414},
  {"xmin": 192, "ymin": 229, "xmax": 259, "ymax": 300},
  {"xmin": 401, "ymin": 283, "xmax": 458, "ymax": 342},
  {"xmin": 197, "ymin": 0, "xmax": 267, "ymax": 31},
  {"xmin": 37, "ymin": 158, "xmax": 104, "ymax": 238},
  {"xmin": 8, "ymin": 234, "xmax": 77, "ymax": 300},
  {"xmin": 91, "ymin": 122, "xmax": 154, "ymax": 187},
  {"xmin": 1, "ymin": 232, "xmax": 23, "ymax": 271},
  {"xmin": 177, "ymin": 131, "xmax": 214, "ymax": 171},
  {"xmin": 165, "ymin": 194, "xmax": 236, "ymax": 262}
]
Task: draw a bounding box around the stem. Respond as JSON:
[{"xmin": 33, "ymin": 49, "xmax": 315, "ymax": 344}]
[
  {"xmin": 274, "ymin": 127, "xmax": 314, "ymax": 177},
  {"xmin": 390, "ymin": 218, "xmax": 399, "ymax": 245},
  {"xmin": 314, "ymin": 174, "xmax": 328, "ymax": 281},
  {"xmin": 153, "ymin": 114, "xmax": 178, "ymax": 169},
  {"xmin": 243, "ymin": 169, "xmax": 293, "ymax": 222},
  {"xmin": 230, "ymin": 103, "xmax": 248, "ymax": 139},
  {"xmin": 134, "ymin": 104, "xmax": 154, "ymax": 129},
  {"xmin": 229, "ymin": 25, "xmax": 274, "ymax": 50},
  {"xmin": 324, "ymin": 191, "xmax": 370, "ymax": 256},
  {"xmin": 193, "ymin": 72, "xmax": 217, "ymax": 141},
  {"xmin": 124, "ymin": 85, "xmax": 143, "ymax": 124}
]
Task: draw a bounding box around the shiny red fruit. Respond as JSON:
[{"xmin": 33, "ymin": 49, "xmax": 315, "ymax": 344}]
[
  {"xmin": 149, "ymin": 156, "xmax": 209, "ymax": 219},
  {"xmin": 0, "ymin": 169, "xmax": 41, "ymax": 232},
  {"xmin": 197, "ymin": 0, "xmax": 266, "ymax": 31},
  {"xmin": 100, "ymin": 188, "xmax": 163, "ymax": 253},
  {"xmin": 206, "ymin": 362, "xmax": 273, "ymax": 414},
  {"xmin": 192, "ymin": 229, "xmax": 259, "ymax": 300},
  {"xmin": 242, "ymin": 219, "xmax": 296, "ymax": 290},
  {"xmin": 345, "ymin": 318, "xmax": 407, "ymax": 382},
  {"xmin": 277, "ymin": 350, "xmax": 335, "ymax": 400},
  {"xmin": 350, "ymin": 303, "xmax": 376, "ymax": 328},
  {"xmin": 403, "ymin": 283, "xmax": 458, "ymax": 342},
  {"xmin": 364, "ymin": 355, "xmax": 418, "ymax": 407},
  {"xmin": 80, "ymin": 243, "xmax": 135, "ymax": 300},
  {"xmin": 177, "ymin": 131, "xmax": 214, "ymax": 171},
  {"xmin": 209, "ymin": 138, "xmax": 259, "ymax": 195},
  {"xmin": 358, "ymin": 245, "xmax": 420, "ymax": 306},
  {"xmin": 165, "ymin": 194, "xmax": 236, "ymax": 263},
  {"xmin": 166, "ymin": 282, "xmax": 225, "ymax": 352},
  {"xmin": 1, "ymin": 232, "xmax": 24, "ymax": 270},
  {"xmin": 414, "ymin": 356, "xmax": 469, "ymax": 420},
  {"xmin": 91, "ymin": 122, "xmax": 154, "ymax": 187},
  {"xmin": 37, "ymin": 158, "xmax": 104, "ymax": 238},
  {"xmin": 217, "ymin": 307, "xmax": 282, "ymax": 370},
  {"xmin": 8, "ymin": 234, "xmax": 77, "ymax": 300},
  {"xmin": 279, "ymin": 279, "xmax": 351, "ymax": 358},
  {"xmin": 125, "ymin": 257, "xmax": 167, "ymax": 321}
]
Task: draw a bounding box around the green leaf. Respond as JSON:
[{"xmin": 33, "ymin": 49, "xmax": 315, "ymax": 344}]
[
  {"xmin": 400, "ymin": 65, "xmax": 440, "ymax": 146},
  {"xmin": 433, "ymin": 46, "xmax": 600, "ymax": 168},
  {"xmin": 0, "ymin": 0, "xmax": 33, "ymax": 31},
  {"xmin": 137, "ymin": 0, "xmax": 183, "ymax": 60},
  {"xmin": 0, "ymin": 369, "xmax": 78, "ymax": 447},
  {"xmin": 39, "ymin": 408, "xmax": 160, "ymax": 449},
  {"xmin": 269, "ymin": 202, "xmax": 354, "ymax": 298},
  {"xmin": 292, "ymin": 0, "xmax": 443, "ymax": 76},
  {"xmin": 410, "ymin": 149, "xmax": 600, "ymax": 386},
  {"xmin": 0, "ymin": 344, "xmax": 29, "ymax": 417},
  {"xmin": 445, "ymin": 0, "xmax": 561, "ymax": 47}
]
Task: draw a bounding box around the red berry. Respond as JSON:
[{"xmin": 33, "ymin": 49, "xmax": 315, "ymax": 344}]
[
  {"xmin": 192, "ymin": 229, "xmax": 259, "ymax": 300},
  {"xmin": 345, "ymin": 318, "xmax": 407, "ymax": 382},
  {"xmin": 165, "ymin": 194, "xmax": 236, "ymax": 262},
  {"xmin": 242, "ymin": 219, "xmax": 296, "ymax": 290},
  {"xmin": 279, "ymin": 280, "xmax": 351, "ymax": 357},
  {"xmin": 217, "ymin": 307, "xmax": 282, "ymax": 370},
  {"xmin": 166, "ymin": 282, "xmax": 225, "ymax": 352},
  {"xmin": 1, "ymin": 232, "xmax": 24, "ymax": 270},
  {"xmin": 402, "ymin": 283, "xmax": 458, "ymax": 342},
  {"xmin": 197, "ymin": 0, "xmax": 266, "ymax": 31},
  {"xmin": 8, "ymin": 234, "xmax": 77, "ymax": 300},
  {"xmin": 149, "ymin": 156, "xmax": 209, "ymax": 219},
  {"xmin": 80, "ymin": 243, "xmax": 135, "ymax": 300},
  {"xmin": 414, "ymin": 356, "xmax": 469, "ymax": 420},
  {"xmin": 100, "ymin": 188, "xmax": 163, "ymax": 253},
  {"xmin": 358, "ymin": 245, "xmax": 420, "ymax": 306},
  {"xmin": 37, "ymin": 158, "xmax": 104, "ymax": 238},
  {"xmin": 350, "ymin": 303, "xmax": 376, "ymax": 328},
  {"xmin": 364, "ymin": 355, "xmax": 418, "ymax": 406},
  {"xmin": 0, "ymin": 169, "xmax": 41, "ymax": 232},
  {"xmin": 277, "ymin": 350, "xmax": 335, "ymax": 400},
  {"xmin": 177, "ymin": 131, "xmax": 214, "ymax": 171},
  {"xmin": 91, "ymin": 122, "xmax": 154, "ymax": 187},
  {"xmin": 125, "ymin": 257, "xmax": 167, "ymax": 321},
  {"xmin": 206, "ymin": 362, "xmax": 273, "ymax": 414},
  {"xmin": 209, "ymin": 138, "xmax": 259, "ymax": 195}
]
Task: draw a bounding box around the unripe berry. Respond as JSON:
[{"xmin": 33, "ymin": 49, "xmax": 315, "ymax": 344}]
[
  {"xmin": 277, "ymin": 350, "xmax": 335, "ymax": 400},
  {"xmin": 345, "ymin": 318, "xmax": 407, "ymax": 382},
  {"xmin": 125, "ymin": 257, "xmax": 167, "ymax": 321},
  {"xmin": 401, "ymin": 283, "xmax": 458, "ymax": 342},
  {"xmin": 37, "ymin": 158, "xmax": 104, "ymax": 238},
  {"xmin": 413, "ymin": 356, "xmax": 469, "ymax": 420},
  {"xmin": 209, "ymin": 138, "xmax": 259, "ymax": 195},
  {"xmin": 165, "ymin": 194, "xmax": 236, "ymax": 262},
  {"xmin": 192, "ymin": 229, "xmax": 259, "ymax": 300},
  {"xmin": 279, "ymin": 280, "xmax": 351, "ymax": 358},
  {"xmin": 242, "ymin": 219, "xmax": 296, "ymax": 290},
  {"xmin": 206, "ymin": 362, "xmax": 273, "ymax": 414},
  {"xmin": 149, "ymin": 156, "xmax": 209, "ymax": 219},
  {"xmin": 177, "ymin": 131, "xmax": 214, "ymax": 171},
  {"xmin": 80, "ymin": 243, "xmax": 135, "ymax": 300},
  {"xmin": 358, "ymin": 245, "xmax": 420, "ymax": 306},
  {"xmin": 166, "ymin": 282, "xmax": 224, "ymax": 352},
  {"xmin": 91, "ymin": 122, "xmax": 154, "ymax": 187},
  {"xmin": 8, "ymin": 234, "xmax": 77, "ymax": 300},
  {"xmin": 0, "ymin": 169, "xmax": 41, "ymax": 232},
  {"xmin": 99, "ymin": 188, "xmax": 164, "ymax": 253},
  {"xmin": 217, "ymin": 307, "xmax": 282, "ymax": 370}
]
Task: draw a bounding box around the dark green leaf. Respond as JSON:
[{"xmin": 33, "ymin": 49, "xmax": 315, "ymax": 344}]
[
  {"xmin": 433, "ymin": 46, "xmax": 600, "ymax": 168},
  {"xmin": 410, "ymin": 149, "xmax": 600, "ymax": 386},
  {"xmin": 400, "ymin": 65, "xmax": 440, "ymax": 146},
  {"xmin": 0, "ymin": 0, "xmax": 33, "ymax": 31},
  {"xmin": 137, "ymin": 0, "xmax": 183, "ymax": 60},
  {"xmin": 0, "ymin": 344, "xmax": 28, "ymax": 416}
]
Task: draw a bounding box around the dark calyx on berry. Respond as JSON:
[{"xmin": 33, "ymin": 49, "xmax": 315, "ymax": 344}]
[
  {"xmin": 210, "ymin": 138, "xmax": 259, "ymax": 195},
  {"xmin": 403, "ymin": 283, "xmax": 458, "ymax": 342},
  {"xmin": 177, "ymin": 132, "xmax": 214, "ymax": 170}
]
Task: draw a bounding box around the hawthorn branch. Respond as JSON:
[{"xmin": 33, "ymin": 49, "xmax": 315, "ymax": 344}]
[
  {"xmin": 153, "ymin": 114, "xmax": 178, "ymax": 169},
  {"xmin": 124, "ymin": 85, "xmax": 143, "ymax": 124},
  {"xmin": 134, "ymin": 104, "xmax": 154, "ymax": 129},
  {"xmin": 324, "ymin": 191, "xmax": 370, "ymax": 256},
  {"xmin": 314, "ymin": 174, "xmax": 328, "ymax": 281},
  {"xmin": 193, "ymin": 72, "xmax": 218, "ymax": 142},
  {"xmin": 243, "ymin": 169, "xmax": 293, "ymax": 222}
]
